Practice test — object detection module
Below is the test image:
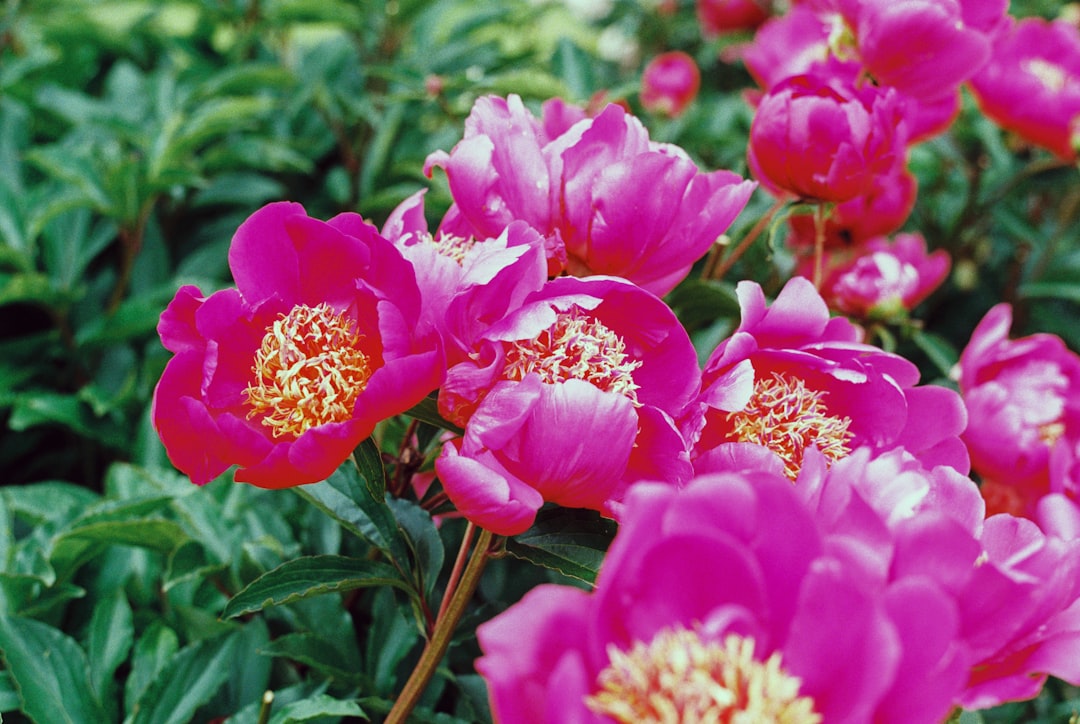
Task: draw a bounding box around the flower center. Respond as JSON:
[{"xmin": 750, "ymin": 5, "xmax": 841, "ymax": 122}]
[
  {"xmin": 586, "ymin": 627, "xmax": 821, "ymax": 724},
  {"xmin": 502, "ymin": 305, "xmax": 642, "ymax": 403},
  {"xmin": 427, "ymin": 231, "xmax": 478, "ymax": 265},
  {"xmin": 245, "ymin": 303, "xmax": 372, "ymax": 438},
  {"xmin": 726, "ymin": 371, "xmax": 853, "ymax": 480},
  {"xmin": 1023, "ymin": 58, "xmax": 1068, "ymax": 93}
]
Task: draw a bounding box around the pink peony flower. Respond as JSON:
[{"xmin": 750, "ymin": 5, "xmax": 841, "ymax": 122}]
[
  {"xmin": 434, "ymin": 276, "xmax": 700, "ymax": 535},
  {"xmin": 956, "ymin": 303, "xmax": 1080, "ymax": 518},
  {"xmin": 380, "ymin": 190, "xmax": 549, "ymax": 366},
  {"xmin": 797, "ymin": 446, "xmax": 1080, "ymax": 710},
  {"xmin": 694, "ymin": 276, "xmax": 969, "ymax": 480},
  {"xmin": 152, "ymin": 202, "xmax": 443, "ymax": 488},
  {"xmin": 425, "ymin": 94, "xmax": 755, "ymax": 295},
  {"xmin": 801, "ymin": 233, "xmax": 951, "ymax": 320},
  {"xmin": 739, "ymin": 4, "xmax": 831, "ymax": 90},
  {"xmin": 747, "ymin": 67, "xmax": 906, "ymax": 203},
  {"xmin": 969, "ymin": 17, "xmax": 1080, "ymax": 161},
  {"xmin": 477, "ymin": 468, "xmax": 968, "ymax": 722},
  {"xmin": 696, "ymin": 0, "xmax": 772, "ymax": 37},
  {"xmin": 640, "ymin": 51, "xmax": 701, "ymax": 118}
]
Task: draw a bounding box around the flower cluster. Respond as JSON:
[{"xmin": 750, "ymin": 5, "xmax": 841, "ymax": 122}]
[{"xmin": 149, "ymin": 13, "xmax": 1080, "ymax": 713}]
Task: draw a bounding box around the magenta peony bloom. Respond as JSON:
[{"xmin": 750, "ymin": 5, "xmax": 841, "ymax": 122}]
[
  {"xmin": 747, "ymin": 67, "xmax": 906, "ymax": 203},
  {"xmin": 696, "ymin": 0, "xmax": 772, "ymax": 37},
  {"xmin": 640, "ymin": 51, "xmax": 701, "ymax": 118},
  {"xmin": 804, "ymin": 233, "xmax": 951, "ymax": 320},
  {"xmin": 694, "ymin": 276, "xmax": 968, "ymax": 480},
  {"xmin": 380, "ymin": 190, "xmax": 549, "ymax": 366},
  {"xmin": 956, "ymin": 303, "xmax": 1080, "ymax": 518},
  {"xmin": 434, "ymin": 276, "xmax": 700, "ymax": 535},
  {"xmin": 797, "ymin": 446, "xmax": 1080, "ymax": 710},
  {"xmin": 739, "ymin": 4, "xmax": 831, "ymax": 90},
  {"xmin": 152, "ymin": 202, "xmax": 443, "ymax": 488},
  {"xmin": 969, "ymin": 17, "xmax": 1080, "ymax": 161},
  {"xmin": 476, "ymin": 469, "xmax": 968, "ymax": 722},
  {"xmin": 425, "ymin": 94, "xmax": 755, "ymax": 295}
]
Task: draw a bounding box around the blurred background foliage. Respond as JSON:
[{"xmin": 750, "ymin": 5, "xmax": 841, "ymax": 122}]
[{"xmin": 0, "ymin": 0, "xmax": 1078, "ymax": 722}]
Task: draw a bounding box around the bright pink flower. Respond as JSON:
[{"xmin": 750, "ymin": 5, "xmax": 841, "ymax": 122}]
[
  {"xmin": 696, "ymin": 0, "xmax": 772, "ymax": 36},
  {"xmin": 747, "ymin": 68, "xmax": 906, "ymax": 203},
  {"xmin": 801, "ymin": 233, "xmax": 951, "ymax": 320},
  {"xmin": 694, "ymin": 276, "xmax": 969, "ymax": 480},
  {"xmin": 969, "ymin": 17, "xmax": 1080, "ymax": 161},
  {"xmin": 152, "ymin": 202, "xmax": 443, "ymax": 488},
  {"xmin": 797, "ymin": 446, "xmax": 1080, "ymax": 710},
  {"xmin": 956, "ymin": 303, "xmax": 1080, "ymax": 518},
  {"xmin": 434, "ymin": 276, "xmax": 700, "ymax": 535},
  {"xmin": 380, "ymin": 190, "xmax": 548, "ymax": 366},
  {"xmin": 640, "ymin": 51, "xmax": 701, "ymax": 118},
  {"xmin": 477, "ymin": 469, "xmax": 967, "ymax": 723},
  {"xmin": 425, "ymin": 94, "xmax": 755, "ymax": 295},
  {"xmin": 739, "ymin": 4, "xmax": 831, "ymax": 89}
]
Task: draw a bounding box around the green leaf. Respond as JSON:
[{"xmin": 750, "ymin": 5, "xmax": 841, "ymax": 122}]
[
  {"xmin": 258, "ymin": 633, "xmax": 362, "ymax": 685},
  {"xmin": 0, "ymin": 614, "xmax": 107, "ymax": 724},
  {"xmin": 124, "ymin": 622, "xmax": 179, "ymax": 717},
  {"xmin": 128, "ymin": 630, "xmax": 239, "ymax": 724},
  {"xmin": 353, "ymin": 437, "xmax": 386, "ymax": 501},
  {"xmin": 294, "ymin": 465, "xmax": 408, "ymax": 565},
  {"xmin": 910, "ymin": 329, "xmax": 960, "ymax": 378},
  {"xmin": 388, "ymin": 498, "xmax": 444, "ymax": 599},
  {"xmin": 0, "ymin": 669, "xmax": 20, "ymax": 712},
  {"xmin": 403, "ymin": 394, "xmax": 463, "ymax": 435},
  {"xmin": 222, "ymin": 555, "xmax": 414, "ymax": 619},
  {"xmin": 86, "ymin": 588, "xmax": 134, "ymax": 702},
  {"xmin": 269, "ymin": 694, "xmax": 367, "ymax": 723},
  {"xmin": 504, "ymin": 507, "xmax": 618, "ymax": 585},
  {"xmin": 1018, "ymin": 281, "xmax": 1080, "ymax": 305},
  {"xmin": 665, "ymin": 278, "xmax": 740, "ymax": 331}
]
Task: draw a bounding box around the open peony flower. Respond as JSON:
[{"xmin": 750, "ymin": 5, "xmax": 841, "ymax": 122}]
[
  {"xmin": 747, "ymin": 65, "xmax": 906, "ymax": 203},
  {"xmin": 434, "ymin": 276, "xmax": 700, "ymax": 535},
  {"xmin": 425, "ymin": 94, "xmax": 755, "ymax": 295},
  {"xmin": 969, "ymin": 17, "xmax": 1080, "ymax": 161},
  {"xmin": 640, "ymin": 51, "xmax": 701, "ymax": 118},
  {"xmin": 476, "ymin": 468, "xmax": 969, "ymax": 723},
  {"xmin": 152, "ymin": 202, "xmax": 443, "ymax": 488},
  {"xmin": 694, "ymin": 276, "xmax": 968, "ymax": 480},
  {"xmin": 956, "ymin": 303, "xmax": 1080, "ymax": 518}
]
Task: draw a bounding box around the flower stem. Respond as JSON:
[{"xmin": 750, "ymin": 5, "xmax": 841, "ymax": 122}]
[
  {"xmin": 812, "ymin": 202, "xmax": 827, "ymax": 290},
  {"xmin": 708, "ymin": 197, "xmax": 787, "ymax": 281},
  {"xmin": 385, "ymin": 526, "xmax": 495, "ymax": 724},
  {"xmin": 437, "ymin": 521, "xmax": 476, "ymax": 624}
]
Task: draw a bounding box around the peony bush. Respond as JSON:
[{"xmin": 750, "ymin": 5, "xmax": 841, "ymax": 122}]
[{"xmin": 1, "ymin": 1, "xmax": 1079, "ymax": 723}]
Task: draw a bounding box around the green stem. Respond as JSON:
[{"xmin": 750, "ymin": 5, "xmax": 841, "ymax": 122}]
[
  {"xmin": 385, "ymin": 527, "xmax": 495, "ymax": 724},
  {"xmin": 256, "ymin": 690, "xmax": 274, "ymax": 724},
  {"xmin": 708, "ymin": 197, "xmax": 787, "ymax": 281}
]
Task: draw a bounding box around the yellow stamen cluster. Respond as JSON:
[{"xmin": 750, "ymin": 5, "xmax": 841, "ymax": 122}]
[
  {"xmin": 1039, "ymin": 421, "xmax": 1066, "ymax": 447},
  {"xmin": 726, "ymin": 371, "xmax": 853, "ymax": 480},
  {"xmin": 244, "ymin": 302, "xmax": 371, "ymax": 438},
  {"xmin": 586, "ymin": 627, "xmax": 821, "ymax": 724},
  {"xmin": 502, "ymin": 306, "xmax": 642, "ymax": 403},
  {"xmin": 428, "ymin": 232, "xmax": 479, "ymax": 265}
]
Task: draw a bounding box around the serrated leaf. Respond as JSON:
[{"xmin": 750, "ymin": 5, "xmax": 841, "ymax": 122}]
[
  {"xmin": 222, "ymin": 555, "xmax": 414, "ymax": 619},
  {"xmin": 128, "ymin": 630, "xmax": 239, "ymax": 724},
  {"xmin": 504, "ymin": 507, "xmax": 617, "ymax": 585},
  {"xmin": 0, "ymin": 614, "xmax": 107, "ymax": 724}
]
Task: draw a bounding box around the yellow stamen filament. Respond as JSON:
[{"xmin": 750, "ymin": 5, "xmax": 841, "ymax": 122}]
[
  {"xmin": 245, "ymin": 302, "xmax": 371, "ymax": 438},
  {"xmin": 726, "ymin": 371, "xmax": 853, "ymax": 480},
  {"xmin": 1039, "ymin": 421, "xmax": 1066, "ymax": 447},
  {"xmin": 427, "ymin": 232, "xmax": 478, "ymax": 265},
  {"xmin": 502, "ymin": 306, "xmax": 642, "ymax": 403},
  {"xmin": 587, "ymin": 627, "xmax": 821, "ymax": 724}
]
